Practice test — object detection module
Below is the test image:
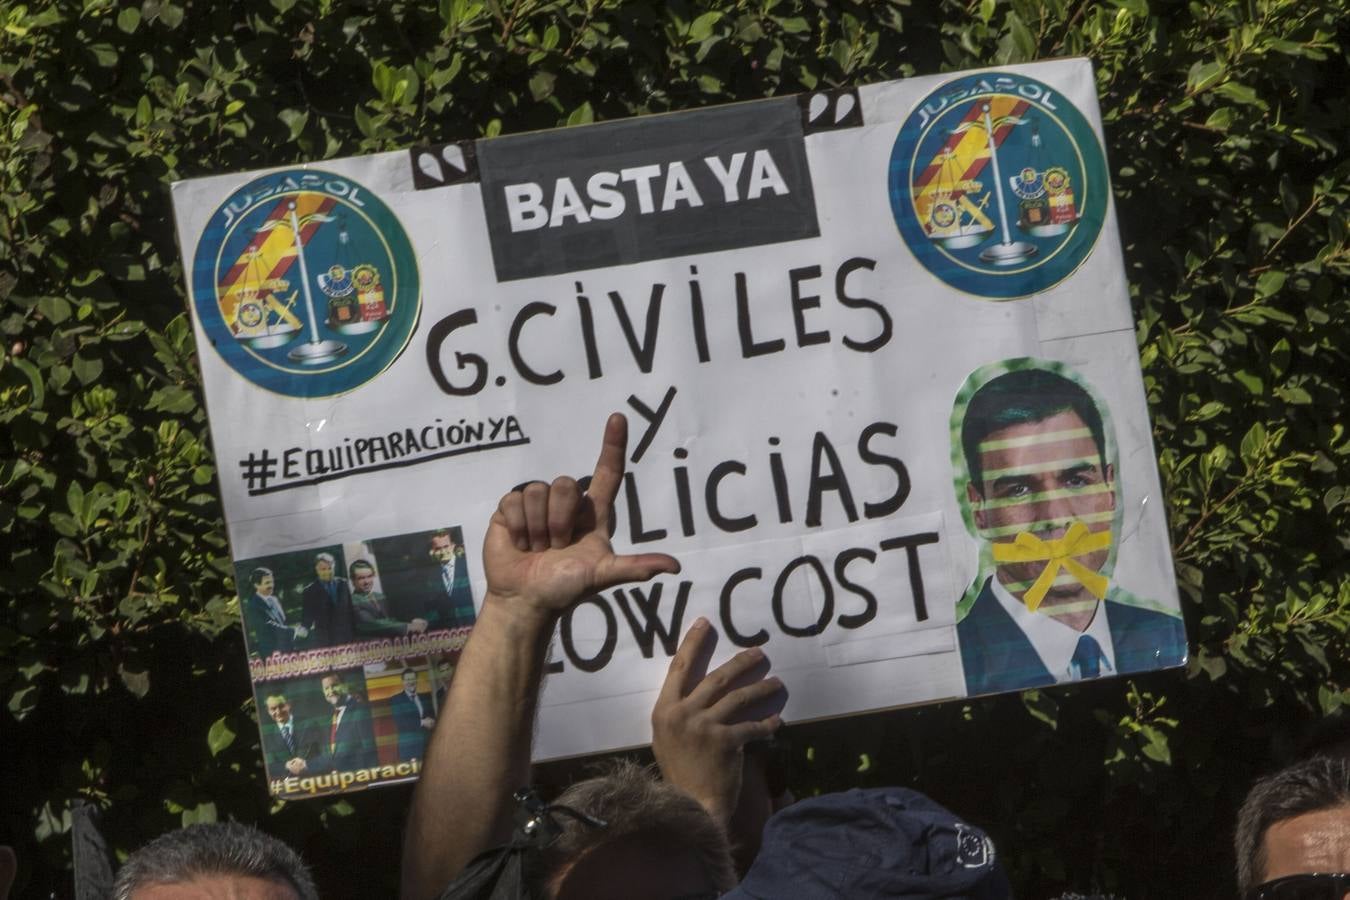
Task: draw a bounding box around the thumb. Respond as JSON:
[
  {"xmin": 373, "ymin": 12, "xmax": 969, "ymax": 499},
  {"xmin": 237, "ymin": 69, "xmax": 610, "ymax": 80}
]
[{"xmin": 592, "ymin": 552, "xmax": 681, "ymax": 592}]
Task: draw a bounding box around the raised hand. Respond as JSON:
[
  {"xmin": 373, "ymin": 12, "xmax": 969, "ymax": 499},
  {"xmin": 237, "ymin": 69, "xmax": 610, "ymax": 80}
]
[
  {"xmin": 482, "ymin": 413, "xmax": 680, "ymax": 618},
  {"xmin": 651, "ymin": 617, "xmax": 785, "ymax": 827}
]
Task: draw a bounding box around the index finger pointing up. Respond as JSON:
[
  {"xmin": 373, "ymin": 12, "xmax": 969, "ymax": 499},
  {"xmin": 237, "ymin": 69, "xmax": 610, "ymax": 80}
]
[{"xmin": 586, "ymin": 413, "xmax": 628, "ymax": 525}]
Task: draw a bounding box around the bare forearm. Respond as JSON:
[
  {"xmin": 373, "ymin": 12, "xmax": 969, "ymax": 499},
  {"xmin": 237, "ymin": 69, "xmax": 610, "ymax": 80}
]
[{"xmin": 401, "ymin": 595, "xmax": 555, "ymax": 900}]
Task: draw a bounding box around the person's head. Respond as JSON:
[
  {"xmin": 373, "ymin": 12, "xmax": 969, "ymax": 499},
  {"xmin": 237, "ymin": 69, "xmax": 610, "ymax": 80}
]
[
  {"xmin": 250, "ymin": 568, "xmax": 274, "ymax": 596},
  {"xmin": 959, "ymin": 365, "xmax": 1116, "ymax": 609},
  {"xmin": 349, "ymin": 559, "xmax": 376, "ymax": 594},
  {"xmin": 437, "ymin": 659, "xmax": 454, "ymax": 683},
  {"xmin": 1235, "ymin": 755, "xmax": 1350, "ymax": 898},
  {"xmin": 723, "ymin": 785, "xmax": 1010, "ymax": 900},
  {"xmin": 537, "ymin": 761, "xmax": 735, "ymax": 900},
  {"xmin": 321, "ymin": 674, "xmax": 348, "ymax": 708},
  {"xmin": 313, "ymin": 553, "xmax": 335, "ymax": 582},
  {"xmin": 401, "ymin": 669, "xmax": 419, "ymax": 695},
  {"xmin": 428, "ymin": 531, "xmax": 457, "ymax": 565},
  {"xmin": 264, "ymin": 694, "xmax": 292, "ymax": 727},
  {"xmin": 111, "ymin": 822, "xmax": 317, "ymax": 900}
]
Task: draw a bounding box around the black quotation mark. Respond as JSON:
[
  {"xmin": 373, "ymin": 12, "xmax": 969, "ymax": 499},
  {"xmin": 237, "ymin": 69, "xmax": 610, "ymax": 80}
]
[
  {"xmin": 410, "ymin": 141, "xmax": 479, "ymax": 189},
  {"xmin": 799, "ymin": 88, "xmax": 864, "ymax": 133}
]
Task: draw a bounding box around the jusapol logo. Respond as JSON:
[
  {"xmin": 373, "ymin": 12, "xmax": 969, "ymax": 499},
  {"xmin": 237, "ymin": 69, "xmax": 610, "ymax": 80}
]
[
  {"xmin": 191, "ymin": 170, "xmax": 421, "ymax": 398},
  {"xmin": 888, "ymin": 72, "xmax": 1109, "ymax": 299}
]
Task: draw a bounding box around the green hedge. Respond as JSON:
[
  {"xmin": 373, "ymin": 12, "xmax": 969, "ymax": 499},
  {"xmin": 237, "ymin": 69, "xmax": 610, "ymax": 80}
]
[{"xmin": 2, "ymin": 0, "xmax": 1346, "ymax": 896}]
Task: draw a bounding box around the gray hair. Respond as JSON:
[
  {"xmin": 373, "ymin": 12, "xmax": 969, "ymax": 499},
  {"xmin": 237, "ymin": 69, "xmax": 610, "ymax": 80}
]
[
  {"xmin": 1234, "ymin": 755, "xmax": 1350, "ymax": 895},
  {"xmin": 537, "ymin": 760, "xmax": 735, "ymax": 894},
  {"xmin": 314, "ymin": 552, "xmax": 336, "ymax": 566},
  {"xmin": 112, "ymin": 822, "xmax": 317, "ymax": 900}
]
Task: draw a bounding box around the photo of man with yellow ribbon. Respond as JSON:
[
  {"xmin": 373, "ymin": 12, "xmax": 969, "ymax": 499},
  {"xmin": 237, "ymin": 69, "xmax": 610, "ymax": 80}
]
[{"xmin": 950, "ymin": 358, "xmax": 1186, "ymax": 696}]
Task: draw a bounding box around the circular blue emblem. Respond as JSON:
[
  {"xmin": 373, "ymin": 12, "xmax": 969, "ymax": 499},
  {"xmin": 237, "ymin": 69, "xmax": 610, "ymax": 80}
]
[
  {"xmin": 192, "ymin": 169, "xmax": 421, "ymax": 397},
  {"xmin": 888, "ymin": 72, "xmax": 1108, "ymax": 299}
]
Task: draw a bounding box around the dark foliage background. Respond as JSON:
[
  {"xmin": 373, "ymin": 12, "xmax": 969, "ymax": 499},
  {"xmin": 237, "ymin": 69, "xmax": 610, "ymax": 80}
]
[{"xmin": 2, "ymin": 0, "xmax": 1346, "ymax": 896}]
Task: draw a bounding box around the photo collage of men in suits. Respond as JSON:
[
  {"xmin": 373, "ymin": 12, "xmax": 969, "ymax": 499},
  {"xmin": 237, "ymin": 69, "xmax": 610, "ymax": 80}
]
[{"xmin": 236, "ymin": 526, "xmax": 472, "ymax": 796}]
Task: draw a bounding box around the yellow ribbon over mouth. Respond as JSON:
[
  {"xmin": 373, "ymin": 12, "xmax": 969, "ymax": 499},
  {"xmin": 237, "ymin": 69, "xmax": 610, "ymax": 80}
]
[{"xmin": 989, "ymin": 521, "xmax": 1112, "ymax": 612}]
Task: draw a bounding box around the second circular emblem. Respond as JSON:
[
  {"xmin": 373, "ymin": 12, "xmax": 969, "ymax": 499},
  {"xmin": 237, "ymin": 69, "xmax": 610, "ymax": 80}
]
[{"xmin": 888, "ymin": 71, "xmax": 1109, "ymax": 300}]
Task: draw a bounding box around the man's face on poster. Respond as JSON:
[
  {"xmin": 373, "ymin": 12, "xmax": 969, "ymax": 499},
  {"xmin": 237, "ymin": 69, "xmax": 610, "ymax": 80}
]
[
  {"xmin": 266, "ymin": 696, "xmax": 292, "ymax": 726},
  {"xmin": 352, "ymin": 566, "xmax": 376, "ymax": 594},
  {"xmin": 314, "ymin": 558, "xmax": 334, "ymax": 582},
  {"xmin": 255, "ymin": 573, "xmax": 275, "ymax": 595},
  {"xmin": 321, "ymin": 676, "xmax": 347, "ymax": 707},
  {"xmin": 967, "ymin": 407, "xmax": 1116, "ymax": 605},
  {"xmin": 403, "ymin": 671, "xmax": 418, "ymax": 695},
  {"xmin": 429, "ymin": 534, "xmax": 456, "ymax": 565}
]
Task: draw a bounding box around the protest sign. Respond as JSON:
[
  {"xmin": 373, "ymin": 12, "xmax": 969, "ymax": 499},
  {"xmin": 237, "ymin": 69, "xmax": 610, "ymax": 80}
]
[{"xmin": 172, "ymin": 57, "xmax": 1186, "ymax": 798}]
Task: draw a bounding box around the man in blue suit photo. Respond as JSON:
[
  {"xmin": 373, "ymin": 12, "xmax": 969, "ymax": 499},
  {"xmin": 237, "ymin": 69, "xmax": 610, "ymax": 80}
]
[{"xmin": 951, "ymin": 360, "xmax": 1186, "ymax": 696}]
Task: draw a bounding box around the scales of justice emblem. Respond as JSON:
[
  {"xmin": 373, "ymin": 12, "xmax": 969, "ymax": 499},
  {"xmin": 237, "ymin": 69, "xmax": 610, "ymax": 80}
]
[
  {"xmin": 193, "ymin": 170, "xmax": 420, "ymax": 398},
  {"xmin": 226, "ymin": 202, "xmax": 390, "ymax": 364},
  {"xmin": 888, "ymin": 72, "xmax": 1108, "ymax": 299}
]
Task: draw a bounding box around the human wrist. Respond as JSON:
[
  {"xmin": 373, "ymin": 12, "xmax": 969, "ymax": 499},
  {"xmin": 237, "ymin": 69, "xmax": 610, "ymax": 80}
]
[{"xmin": 480, "ymin": 591, "xmax": 559, "ymax": 635}]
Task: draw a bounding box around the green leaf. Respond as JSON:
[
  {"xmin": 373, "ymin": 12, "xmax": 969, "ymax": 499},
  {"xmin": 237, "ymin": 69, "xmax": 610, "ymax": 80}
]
[
  {"xmin": 182, "ymin": 802, "xmax": 218, "ymax": 825},
  {"xmin": 148, "ymin": 385, "xmax": 197, "ymax": 413},
  {"xmin": 278, "ymin": 108, "xmax": 308, "ymax": 140},
  {"xmin": 353, "ymin": 104, "xmax": 375, "ymax": 138},
  {"xmin": 66, "ymin": 480, "xmax": 85, "ymax": 517},
  {"xmin": 1139, "ymin": 725, "xmax": 1173, "ymax": 764},
  {"xmin": 116, "ymin": 7, "xmax": 141, "ymax": 32},
  {"xmin": 1204, "ymin": 107, "xmax": 1233, "ymax": 130},
  {"xmin": 775, "ymin": 16, "xmax": 810, "ymax": 34},
  {"xmin": 1240, "ymin": 422, "xmax": 1268, "ymax": 465},
  {"xmin": 119, "ymin": 665, "xmax": 151, "ymax": 698},
  {"xmin": 207, "ymin": 717, "xmax": 236, "ymax": 756},
  {"xmin": 71, "ymin": 354, "xmax": 103, "ymax": 385},
  {"xmin": 529, "ymin": 71, "xmax": 556, "ymax": 101},
  {"xmin": 1186, "ymin": 60, "xmax": 1225, "ymax": 94},
  {"xmin": 689, "ymin": 11, "xmax": 723, "ymax": 41},
  {"xmin": 566, "ymin": 101, "xmax": 594, "ymax": 126},
  {"xmin": 88, "ymin": 44, "xmax": 118, "ymax": 67},
  {"xmin": 979, "ymin": 0, "xmax": 996, "ymax": 23},
  {"xmin": 1233, "ymin": 370, "xmax": 1264, "ymax": 395},
  {"xmin": 541, "ymin": 23, "xmax": 560, "ymax": 50},
  {"xmin": 1188, "ymin": 400, "xmax": 1226, "ymax": 422},
  {"xmin": 1214, "ymin": 82, "xmax": 1260, "ymax": 106},
  {"xmin": 1255, "ymin": 270, "xmax": 1286, "ymax": 298},
  {"xmin": 1007, "ymin": 12, "xmax": 1036, "ymax": 60},
  {"xmin": 37, "ymin": 295, "xmax": 72, "ymax": 324},
  {"xmin": 158, "ymin": 4, "xmax": 184, "ymax": 28},
  {"xmin": 224, "ymin": 99, "xmax": 245, "ymax": 116},
  {"xmin": 8, "ymin": 358, "xmax": 45, "ymax": 408}
]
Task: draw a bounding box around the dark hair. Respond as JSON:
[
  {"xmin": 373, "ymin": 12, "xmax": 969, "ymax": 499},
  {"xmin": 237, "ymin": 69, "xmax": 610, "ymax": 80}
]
[
  {"xmin": 428, "ymin": 530, "xmax": 456, "ymax": 549},
  {"xmin": 536, "ymin": 761, "xmax": 735, "ymax": 895},
  {"xmin": 249, "ymin": 567, "xmax": 273, "ymax": 589},
  {"xmin": 112, "ymin": 822, "xmax": 317, "ymax": 900},
  {"xmin": 961, "ymin": 367, "xmax": 1108, "ymax": 494},
  {"xmin": 348, "ymin": 558, "xmax": 375, "ymax": 579},
  {"xmin": 1234, "ymin": 755, "xmax": 1350, "ymax": 894}
]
